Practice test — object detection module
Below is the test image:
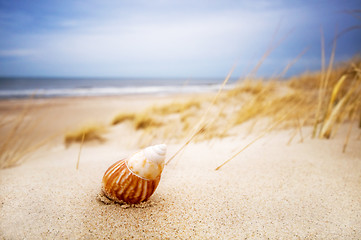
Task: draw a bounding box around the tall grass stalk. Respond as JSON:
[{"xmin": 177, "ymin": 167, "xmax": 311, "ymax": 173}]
[
  {"xmin": 343, "ymin": 102, "xmax": 359, "ymax": 153},
  {"xmin": 297, "ymin": 116, "xmax": 304, "ymax": 143},
  {"xmin": 76, "ymin": 132, "xmax": 85, "ymax": 170},
  {"xmin": 325, "ymin": 75, "xmax": 347, "ymax": 119},
  {"xmin": 215, "ymin": 109, "xmax": 294, "ymax": 171},
  {"xmin": 165, "ymin": 64, "xmax": 236, "ymax": 165},
  {"xmin": 277, "ymin": 47, "xmax": 310, "ymax": 79},
  {"xmin": 246, "ymin": 30, "xmax": 292, "ymax": 80},
  {"xmin": 318, "ymin": 36, "xmax": 337, "ymax": 137},
  {"xmin": 320, "ymin": 79, "xmax": 360, "ymax": 138},
  {"xmin": 215, "ymin": 113, "xmax": 289, "ymax": 171},
  {"xmin": 312, "ymin": 28, "xmax": 326, "ymax": 138}
]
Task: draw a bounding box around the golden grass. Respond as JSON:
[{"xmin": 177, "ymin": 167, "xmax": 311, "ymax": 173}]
[
  {"xmin": 320, "ymin": 76, "xmax": 361, "ymax": 138},
  {"xmin": 106, "ymin": 55, "xmax": 361, "ymax": 161},
  {"xmin": 111, "ymin": 112, "xmax": 136, "ymax": 125},
  {"xmin": 3, "ymin": 55, "xmax": 359, "ymax": 170},
  {"xmin": 227, "ymin": 79, "xmax": 266, "ymax": 97},
  {"xmin": 110, "ymin": 98, "xmax": 205, "ymax": 147},
  {"xmin": 133, "ymin": 113, "xmax": 162, "ymax": 130},
  {"xmin": 150, "ymin": 99, "xmax": 201, "ymax": 115},
  {"xmin": 0, "ymin": 101, "xmax": 52, "ymax": 169},
  {"xmin": 64, "ymin": 123, "xmax": 107, "ymax": 147},
  {"xmin": 288, "ymin": 56, "xmax": 360, "ymax": 91}
]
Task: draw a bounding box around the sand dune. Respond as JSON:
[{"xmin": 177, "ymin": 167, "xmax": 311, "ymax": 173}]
[{"xmin": 0, "ymin": 95, "xmax": 361, "ymax": 239}]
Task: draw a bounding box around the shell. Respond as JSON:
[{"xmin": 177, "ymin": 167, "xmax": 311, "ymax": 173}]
[{"xmin": 102, "ymin": 144, "xmax": 166, "ymax": 204}]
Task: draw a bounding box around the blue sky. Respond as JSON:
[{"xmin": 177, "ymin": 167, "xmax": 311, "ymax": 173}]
[{"xmin": 0, "ymin": 0, "xmax": 360, "ymax": 78}]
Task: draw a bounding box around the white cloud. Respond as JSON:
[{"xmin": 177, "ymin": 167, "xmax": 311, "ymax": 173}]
[
  {"xmin": 31, "ymin": 9, "xmax": 289, "ymax": 63},
  {"xmin": 3, "ymin": 0, "xmax": 350, "ymax": 77}
]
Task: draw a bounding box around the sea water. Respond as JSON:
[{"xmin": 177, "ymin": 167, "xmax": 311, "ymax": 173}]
[{"xmin": 0, "ymin": 77, "xmax": 236, "ymax": 99}]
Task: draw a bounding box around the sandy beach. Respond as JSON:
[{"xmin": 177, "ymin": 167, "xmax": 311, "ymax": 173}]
[{"xmin": 0, "ymin": 93, "xmax": 360, "ymax": 239}]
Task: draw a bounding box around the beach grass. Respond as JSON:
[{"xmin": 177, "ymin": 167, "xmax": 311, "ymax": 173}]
[
  {"xmin": 64, "ymin": 123, "xmax": 107, "ymax": 147},
  {"xmin": 3, "ymin": 55, "xmax": 360, "ymax": 169},
  {"xmin": 106, "ymin": 56, "xmax": 360, "ymax": 149},
  {"xmin": 133, "ymin": 113, "xmax": 162, "ymax": 130},
  {"xmin": 0, "ymin": 101, "xmax": 51, "ymax": 169},
  {"xmin": 111, "ymin": 112, "xmax": 136, "ymax": 125},
  {"xmin": 149, "ymin": 99, "xmax": 201, "ymax": 115}
]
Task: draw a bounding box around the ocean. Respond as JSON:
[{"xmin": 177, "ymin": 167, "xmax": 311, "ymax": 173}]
[{"xmin": 0, "ymin": 77, "xmax": 236, "ymax": 99}]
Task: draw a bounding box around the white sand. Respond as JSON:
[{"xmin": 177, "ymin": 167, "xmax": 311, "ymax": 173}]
[{"xmin": 0, "ymin": 96, "xmax": 361, "ymax": 239}]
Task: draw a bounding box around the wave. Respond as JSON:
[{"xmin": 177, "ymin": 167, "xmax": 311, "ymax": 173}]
[{"xmin": 0, "ymin": 84, "xmax": 235, "ymax": 99}]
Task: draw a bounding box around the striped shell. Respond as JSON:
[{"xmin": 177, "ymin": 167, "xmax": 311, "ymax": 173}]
[
  {"xmin": 102, "ymin": 159, "xmax": 160, "ymax": 204},
  {"xmin": 102, "ymin": 144, "xmax": 166, "ymax": 204}
]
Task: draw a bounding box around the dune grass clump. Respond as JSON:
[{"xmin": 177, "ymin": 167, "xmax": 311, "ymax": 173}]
[
  {"xmin": 133, "ymin": 113, "xmax": 162, "ymax": 130},
  {"xmin": 310, "ymin": 56, "xmax": 361, "ymax": 139},
  {"xmin": 319, "ymin": 71, "xmax": 361, "ymax": 138},
  {"xmin": 233, "ymin": 81, "xmax": 277, "ymax": 125},
  {"xmin": 0, "ymin": 103, "xmax": 50, "ymax": 169},
  {"xmin": 112, "ymin": 112, "xmax": 136, "ymax": 125},
  {"xmin": 64, "ymin": 123, "xmax": 107, "ymax": 147},
  {"xmin": 227, "ymin": 79, "xmax": 268, "ymax": 97},
  {"xmin": 263, "ymin": 91, "xmax": 316, "ymax": 127},
  {"xmin": 149, "ymin": 99, "xmax": 201, "ymax": 115},
  {"xmin": 287, "ymin": 57, "xmax": 360, "ymax": 91},
  {"xmin": 110, "ymin": 98, "xmax": 202, "ymax": 144},
  {"xmin": 107, "ymin": 57, "xmax": 360, "ymax": 150}
]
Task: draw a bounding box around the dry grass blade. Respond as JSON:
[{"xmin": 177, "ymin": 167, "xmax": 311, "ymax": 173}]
[
  {"xmin": 76, "ymin": 132, "xmax": 85, "ymax": 170},
  {"xmin": 246, "ymin": 30, "xmax": 293, "ymax": 79},
  {"xmin": 215, "ymin": 132, "xmax": 266, "ymax": 171},
  {"xmin": 165, "ymin": 64, "xmax": 236, "ymax": 165},
  {"xmin": 343, "ymin": 102, "xmax": 359, "ymax": 153},
  {"xmin": 277, "ymin": 47, "xmax": 310, "ymax": 79},
  {"xmin": 0, "ymin": 106, "xmax": 30, "ymax": 157},
  {"xmin": 325, "ymin": 75, "xmax": 346, "ymax": 119},
  {"xmin": 0, "ymin": 99, "xmax": 56, "ymax": 168},
  {"xmin": 320, "ymin": 80, "xmax": 360, "ymax": 138},
  {"xmin": 14, "ymin": 133, "xmax": 60, "ymax": 164},
  {"xmin": 318, "ymin": 35, "xmax": 337, "ymax": 136},
  {"xmin": 297, "ymin": 117, "xmax": 304, "ymax": 143},
  {"xmin": 335, "ymin": 10, "xmax": 361, "ymax": 41},
  {"xmin": 312, "ymin": 28, "xmax": 326, "ymax": 138},
  {"xmin": 215, "ymin": 111, "xmax": 292, "ymax": 171}
]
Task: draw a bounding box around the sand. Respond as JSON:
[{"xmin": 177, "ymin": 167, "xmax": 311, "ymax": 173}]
[{"xmin": 0, "ymin": 95, "xmax": 361, "ymax": 239}]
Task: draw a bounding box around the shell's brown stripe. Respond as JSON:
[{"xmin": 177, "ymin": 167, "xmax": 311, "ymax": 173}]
[
  {"xmin": 115, "ymin": 171, "xmax": 132, "ymax": 198},
  {"xmin": 115, "ymin": 170, "xmax": 134, "ymax": 201},
  {"xmin": 121, "ymin": 175, "xmax": 141, "ymax": 203},
  {"xmin": 102, "ymin": 160, "xmax": 122, "ymax": 196},
  {"xmin": 149, "ymin": 177, "xmax": 160, "ymax": 199},
  {"xmin": 118, "ymin": 170, "xmax": 132, "ymax": 194},
  {"xmin": 107, "ymin": 162, "xmax": 127, "ymax": 197},
  {"xmin": 115, "ymin": 167, "xmax": 127, "ymax": 184},
  {"xmin": 132, "ymin": 177, "xmax": 144, "ymax": 201},
  {"xmin": 105, "ymin": 159, "xmax": 123, "ymax": 175},
  {"xmin": 140, "ymin": 180, "xmax": 148, "ymax": 202},
  {"xmin": 103, "ymin": 160, "xmax": 128, "ymax": 200},
  {"xmin": 108, "ymin": 161, "xmax": 125, "ymax": 181},
  {"xmin": 105, "ymin": 161, "xmax": 123, "ymax": 186},
  {"xmin": 104, "ymin": 160, "xmax": 124, "ymax": 181},
  {"xmin": 146, "ymin": 179, "xmax": 156, "ymax": 200}
]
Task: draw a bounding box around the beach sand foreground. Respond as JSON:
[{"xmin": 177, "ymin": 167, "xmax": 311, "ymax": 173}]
[{"xmin": 0, "ymin": 96, "xmax": 361, "ymax": 239}]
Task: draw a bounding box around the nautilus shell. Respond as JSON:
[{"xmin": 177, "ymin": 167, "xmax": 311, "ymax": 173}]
[{"xmin": 102, "ymin": 144, "xmax": 166, "ymax": 204}]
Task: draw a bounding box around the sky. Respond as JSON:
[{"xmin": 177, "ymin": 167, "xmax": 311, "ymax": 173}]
[{"xmin": 0, "ymin": 0, "xmax": 360, "ymax": 78}]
